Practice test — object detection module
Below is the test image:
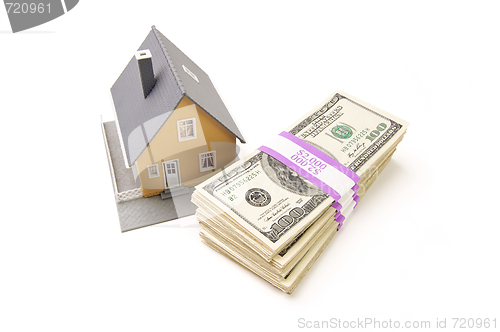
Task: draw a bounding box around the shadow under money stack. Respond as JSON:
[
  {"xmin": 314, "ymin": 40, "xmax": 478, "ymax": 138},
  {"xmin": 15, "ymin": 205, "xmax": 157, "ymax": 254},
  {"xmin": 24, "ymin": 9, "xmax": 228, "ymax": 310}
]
[{"xmin": 192, "ymin": 91, "xmax": 409, "ymax": 294}]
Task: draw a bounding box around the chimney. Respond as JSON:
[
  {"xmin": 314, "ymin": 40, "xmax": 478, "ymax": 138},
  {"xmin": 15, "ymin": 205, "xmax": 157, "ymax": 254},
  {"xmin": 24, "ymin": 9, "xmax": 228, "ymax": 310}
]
[{"xmin": 135, "ymin": 49, "xmax": 155, "ymax": 98}]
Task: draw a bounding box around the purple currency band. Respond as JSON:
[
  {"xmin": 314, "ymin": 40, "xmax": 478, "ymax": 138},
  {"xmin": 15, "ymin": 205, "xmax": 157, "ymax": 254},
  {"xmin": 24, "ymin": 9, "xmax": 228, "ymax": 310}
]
[
  {"xmin": 353, "ymin": 194, "xmax": 360, "ymax": 208},
  {"xmin": 335, "ymin": 210, "xmax": 346, "ymax": 229},
  {"xmin": 258, "ymin": 131, "xmax": 360, "ymax": 230}
]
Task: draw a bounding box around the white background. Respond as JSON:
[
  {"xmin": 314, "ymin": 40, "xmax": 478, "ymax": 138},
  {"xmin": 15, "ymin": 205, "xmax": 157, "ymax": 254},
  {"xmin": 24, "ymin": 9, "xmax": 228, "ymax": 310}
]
[{"xmin": 1, "ymin": 1, "xmax": 499, "ymax": 331}]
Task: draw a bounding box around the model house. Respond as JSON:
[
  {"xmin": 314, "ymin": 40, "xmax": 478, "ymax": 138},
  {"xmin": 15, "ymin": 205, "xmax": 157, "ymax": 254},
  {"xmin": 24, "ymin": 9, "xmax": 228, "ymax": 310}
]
[{"xmin": 110, "ymin": 26, "xmax": 245, "ymax": 198}]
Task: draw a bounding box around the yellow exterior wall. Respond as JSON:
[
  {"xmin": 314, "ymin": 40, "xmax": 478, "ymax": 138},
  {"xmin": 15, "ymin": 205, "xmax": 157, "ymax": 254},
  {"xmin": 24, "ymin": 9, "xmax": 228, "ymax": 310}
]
[
  {"xmin": 196, "ymin": 105, "xmax": 236, "ymax": 148},
  {"xmin": 196, "ymin": 100, "xmax": 237, "ymax": 173},
  {"xmin": 135, "ymin": 96, "xmax": 237, "ymax": 197}
]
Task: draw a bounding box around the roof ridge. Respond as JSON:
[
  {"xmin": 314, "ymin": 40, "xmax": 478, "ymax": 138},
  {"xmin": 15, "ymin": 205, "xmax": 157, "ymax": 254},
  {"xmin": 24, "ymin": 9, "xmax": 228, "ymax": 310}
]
[{"xmin": 151, "ymin": 25, "xmax": 186, "ymax": 94}]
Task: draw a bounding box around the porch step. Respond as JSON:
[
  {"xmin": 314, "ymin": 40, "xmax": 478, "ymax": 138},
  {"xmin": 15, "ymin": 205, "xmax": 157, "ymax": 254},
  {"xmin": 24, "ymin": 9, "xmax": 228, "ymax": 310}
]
[{"xmin": 160, "ymin": 186, "xmax": 191, "ymax": 200}]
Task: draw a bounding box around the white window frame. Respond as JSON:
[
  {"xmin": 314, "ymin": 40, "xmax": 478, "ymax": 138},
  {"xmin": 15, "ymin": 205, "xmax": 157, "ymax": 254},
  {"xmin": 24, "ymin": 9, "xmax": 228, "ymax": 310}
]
[
  {"xmin": 177, "ymin": 117, "xmax": 197, "ymax": 142},
  {"xmin": 147, "ymin": 164, "xmax": 160, "ymax": 178},
  {"xmin": 199, "ymin": 151, "xmax": 216, "ymax": 172}
]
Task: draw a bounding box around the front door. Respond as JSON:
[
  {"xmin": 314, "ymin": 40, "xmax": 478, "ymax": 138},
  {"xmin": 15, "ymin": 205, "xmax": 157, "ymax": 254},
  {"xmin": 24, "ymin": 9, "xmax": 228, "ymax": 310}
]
[{"xmin": 163, "ymin": 160, "xmax": 180, "ymax": 188}]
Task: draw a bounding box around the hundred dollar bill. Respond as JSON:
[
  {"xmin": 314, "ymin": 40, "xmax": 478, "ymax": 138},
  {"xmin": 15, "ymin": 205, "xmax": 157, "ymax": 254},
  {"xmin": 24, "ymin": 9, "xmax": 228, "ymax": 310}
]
[
  {"xmin": 286, "ymin": 91, "xmax": 407, "ymax": 175},
  {"xmin": 194, "ymin": 91, "xmax": 409, "ymax": 259},
  {"xmin": 194, "ymin": 151, "xmax": 333, "ymax": 260}
]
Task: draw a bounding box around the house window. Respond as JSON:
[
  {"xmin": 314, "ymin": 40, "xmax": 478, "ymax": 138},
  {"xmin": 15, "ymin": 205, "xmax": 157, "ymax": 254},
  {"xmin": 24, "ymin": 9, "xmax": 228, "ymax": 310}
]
[
  {"xmin": 177, "ymin": 118, "xmax": 197, "ymax": 142},
  {"xmin": 147, "ymin": 164, "xmax": 160, "ymax": 178},
  {"xmin": 199, "ymin": 151, "xmax": 216, "ymax": 172}
]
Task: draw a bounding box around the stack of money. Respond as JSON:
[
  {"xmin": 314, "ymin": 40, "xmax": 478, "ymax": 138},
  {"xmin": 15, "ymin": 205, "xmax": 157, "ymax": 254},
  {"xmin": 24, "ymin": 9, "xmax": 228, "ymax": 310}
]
[{"xmin": 192, "ymin": 91, "xmax": 409, "ymax": 294}]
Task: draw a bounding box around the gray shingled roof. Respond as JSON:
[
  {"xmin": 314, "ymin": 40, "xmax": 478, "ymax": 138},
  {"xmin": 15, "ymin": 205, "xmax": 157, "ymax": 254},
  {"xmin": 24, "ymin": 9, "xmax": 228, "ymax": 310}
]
[{"xmin": 111, "ymin": 26, "xmax": 245, "ymax": 168}]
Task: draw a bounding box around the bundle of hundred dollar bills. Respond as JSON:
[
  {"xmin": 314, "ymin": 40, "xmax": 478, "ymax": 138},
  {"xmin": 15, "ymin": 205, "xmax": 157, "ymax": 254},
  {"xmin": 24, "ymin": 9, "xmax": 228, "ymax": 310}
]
[{"xmin": 192, "ymin": 91, "xmax": 409, "ymax": 294}]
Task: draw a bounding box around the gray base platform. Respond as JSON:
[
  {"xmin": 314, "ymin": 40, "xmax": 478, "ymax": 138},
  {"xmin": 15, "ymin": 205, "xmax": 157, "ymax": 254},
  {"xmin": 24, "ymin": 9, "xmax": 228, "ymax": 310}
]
[
  {"xmin": 117, "ymin": 187, "xmax": 196, "ymax": 232},
  {"xmin": 103, "ymin": 121, "xmax": 140, "ymax": 192},
  {"xmin": 102, "ymin": 120, "xmax": 197, "ymax": 232}
]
